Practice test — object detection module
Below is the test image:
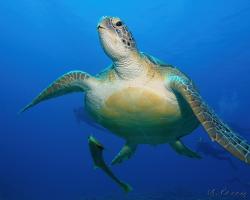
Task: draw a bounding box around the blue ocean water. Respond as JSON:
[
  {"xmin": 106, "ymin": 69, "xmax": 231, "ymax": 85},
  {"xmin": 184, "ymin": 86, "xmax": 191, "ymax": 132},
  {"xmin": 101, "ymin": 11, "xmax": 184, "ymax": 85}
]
[{"xmin": 1, "ymin": 0, "xmax": 250, "ymax": 199}]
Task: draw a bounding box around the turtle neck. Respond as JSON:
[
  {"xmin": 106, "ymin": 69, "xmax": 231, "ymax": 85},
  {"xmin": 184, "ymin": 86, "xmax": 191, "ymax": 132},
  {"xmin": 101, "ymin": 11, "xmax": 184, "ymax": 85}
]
[{"xmin": 113, "ymin": 52, "xmax": 146, "ymax": 80}]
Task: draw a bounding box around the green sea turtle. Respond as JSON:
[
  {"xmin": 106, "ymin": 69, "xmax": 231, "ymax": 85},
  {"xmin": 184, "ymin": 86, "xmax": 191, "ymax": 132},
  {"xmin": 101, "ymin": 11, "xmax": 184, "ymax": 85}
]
[{"xmin": 21, "ymin": 16, "xmax": 250, "ymax": 167}]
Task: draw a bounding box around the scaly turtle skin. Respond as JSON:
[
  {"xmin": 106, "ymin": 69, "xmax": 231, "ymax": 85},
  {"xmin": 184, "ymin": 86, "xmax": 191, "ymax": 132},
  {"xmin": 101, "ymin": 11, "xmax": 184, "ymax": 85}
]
[{"xmin": 21, "ymin": 16, "xmax": 250, "ymax": 166}]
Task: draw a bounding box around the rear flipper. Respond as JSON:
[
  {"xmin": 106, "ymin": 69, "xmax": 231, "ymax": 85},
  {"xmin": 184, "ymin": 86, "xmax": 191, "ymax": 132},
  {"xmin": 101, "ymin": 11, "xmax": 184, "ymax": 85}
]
[
  {"xmin": 170, "ymin": 140, "xmax": 202, "ymax": 159},
  {"xmin": 168, "ymin": 73, "xmax": 250, "ymax": 164},
  {"xmin": 111, "ymin": 142, "xmax": 137, "ymax": 165}
]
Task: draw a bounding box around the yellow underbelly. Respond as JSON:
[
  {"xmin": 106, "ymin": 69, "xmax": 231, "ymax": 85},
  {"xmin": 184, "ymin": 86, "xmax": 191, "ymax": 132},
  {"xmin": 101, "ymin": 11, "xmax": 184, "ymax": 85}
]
[
  {"xmin": 100, "ymin": 87, "xmax": 181, "ymax": 126},
  {"xmin": 86, "ymin": 86, "xmax": 199, "ymax": 144}
]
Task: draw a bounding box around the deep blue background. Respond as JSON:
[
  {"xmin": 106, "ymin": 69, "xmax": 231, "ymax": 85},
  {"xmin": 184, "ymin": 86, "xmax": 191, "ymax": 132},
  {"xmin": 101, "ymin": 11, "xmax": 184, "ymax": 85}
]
[{"xmin": 0, "ymin": 0, "xmax": 250, "ymax": 199}]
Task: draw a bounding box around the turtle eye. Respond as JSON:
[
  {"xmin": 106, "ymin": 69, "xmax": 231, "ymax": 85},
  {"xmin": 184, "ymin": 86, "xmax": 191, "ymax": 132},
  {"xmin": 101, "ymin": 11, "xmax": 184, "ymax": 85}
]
[{"xmin": 115, "ymin": 21, "xmax": 123, "ymax": 26}]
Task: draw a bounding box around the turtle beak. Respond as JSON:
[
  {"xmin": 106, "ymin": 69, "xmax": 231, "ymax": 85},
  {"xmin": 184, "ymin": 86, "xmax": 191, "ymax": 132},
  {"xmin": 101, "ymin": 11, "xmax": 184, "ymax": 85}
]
[
  {"xmin": 97, "ymin": 25, "xmax": 105, "ymax": 30},
  {"xmin": 97, "ymin": 16, "xmax": 112, "ymax": 30}
]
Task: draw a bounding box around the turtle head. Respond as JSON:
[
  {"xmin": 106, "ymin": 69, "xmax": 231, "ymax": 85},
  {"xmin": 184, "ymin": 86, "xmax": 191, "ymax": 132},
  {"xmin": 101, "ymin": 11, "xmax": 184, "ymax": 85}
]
[{"xmin": 97, "ymin": 16, "xmax": 137, "ymax": 61}]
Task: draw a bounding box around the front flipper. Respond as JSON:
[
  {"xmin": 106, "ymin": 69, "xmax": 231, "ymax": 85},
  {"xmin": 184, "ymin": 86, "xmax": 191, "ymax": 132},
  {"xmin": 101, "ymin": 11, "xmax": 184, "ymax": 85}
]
[
  {"xmin": 88, "ymin": 136, "xmax": 132, "ymax": 193},
  {"xmin": 20, "ymin": 71, "xmax": 97, "ymax": 113},
  {"xmin": 111, "ymin": 142, "xmax": 137, "ymax": 165},
  {"xmin": 168, "ymin": 73, "xmax": 250, "ymax": 164},
  {"xmin": 170, "ymin": 140, "xmax": 201, "ymax": 159}
]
